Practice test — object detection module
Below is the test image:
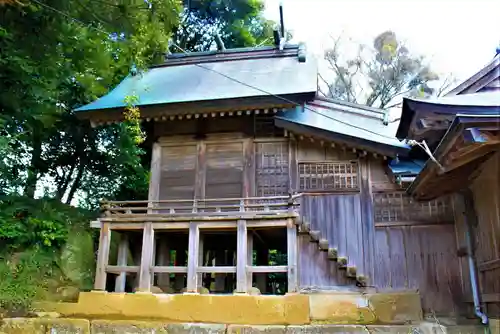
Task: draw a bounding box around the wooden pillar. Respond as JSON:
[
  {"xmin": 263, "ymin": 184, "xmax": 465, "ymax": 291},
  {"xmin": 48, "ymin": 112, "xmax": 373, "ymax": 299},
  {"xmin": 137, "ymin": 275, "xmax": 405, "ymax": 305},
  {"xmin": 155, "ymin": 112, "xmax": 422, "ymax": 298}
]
[
  {"xmin": 214, "ymin": 249, "xmax": 226, "ymax": 292},
  {"xmin": 186, "ymin": 223, "xmax": 200, "ymax": 293},
  {"xmin": 287, "ymin": 218, "xmax": 298, "ymax": 293},
  {"xmin": 138, "ymin": 222, "xmax": 155, "ymax": 292},
  {"xmin": 114, "ymin": 232, "xmax": 129, "ymax": 292},
  {"xmin": 174, "ymin": 248, "xmax": 186, "ymax": 291},
  {"xmin": 157, "ymin": 236, "xmax": 170, "ymax": 292},
  {"xmin": 94, "ymin": 223, "xmax": 111, "ymax": 291},
  {"xmin": 256, "ymin": 248, "xmax": 268, "ymax": 293},
  {"xmin": 247, "ymin": 230, "xmax": 253, "ymax": 290},
  {"xmin": 236, "ymin": 219, "xmax": 248, "ymax": 293}
]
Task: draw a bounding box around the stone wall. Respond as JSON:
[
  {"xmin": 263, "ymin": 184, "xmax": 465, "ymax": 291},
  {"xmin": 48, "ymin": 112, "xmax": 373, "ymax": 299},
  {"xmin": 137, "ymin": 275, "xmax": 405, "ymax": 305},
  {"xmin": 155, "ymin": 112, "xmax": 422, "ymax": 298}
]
[{"xmin": 0, "ymin": 319, "xmax": 490, "ymax": 334}]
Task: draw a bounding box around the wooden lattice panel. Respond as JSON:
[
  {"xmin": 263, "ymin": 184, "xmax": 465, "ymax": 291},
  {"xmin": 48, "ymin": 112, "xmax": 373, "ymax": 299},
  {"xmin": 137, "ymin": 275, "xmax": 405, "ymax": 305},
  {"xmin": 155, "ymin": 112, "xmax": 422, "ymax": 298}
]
[
  {"xmin": 298, "ymin": 161, "xmax": 359, "ymax": 191},
  {"xmin": 373, "ymin": 191, "xmax": 453, "ymax": 223},
  {"xmin": 255, "ymin": 141, "xmax": 289, "ymax": 196}
]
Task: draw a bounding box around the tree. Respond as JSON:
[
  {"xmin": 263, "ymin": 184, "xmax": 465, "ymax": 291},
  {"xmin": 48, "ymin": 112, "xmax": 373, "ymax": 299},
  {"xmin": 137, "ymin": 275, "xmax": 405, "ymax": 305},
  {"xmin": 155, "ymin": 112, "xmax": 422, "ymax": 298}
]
[
  {"xmin": 173, "ymin": 0, "xmax": 276, "ymax": 52},
  {"xmin": 0, "ymin": 0, "xmax": 180, "ymax": 204},
  {"xmin": 319, "ymin": 31, "xmax": 453, "ymax": 109}
]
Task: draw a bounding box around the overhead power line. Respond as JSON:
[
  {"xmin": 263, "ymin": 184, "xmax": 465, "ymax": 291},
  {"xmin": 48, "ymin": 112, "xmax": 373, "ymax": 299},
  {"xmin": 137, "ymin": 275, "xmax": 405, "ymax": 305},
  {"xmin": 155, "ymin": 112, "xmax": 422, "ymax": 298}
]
[{"xmin": 32, "ymin": 0, "xmax": 403, "ymax": 143}]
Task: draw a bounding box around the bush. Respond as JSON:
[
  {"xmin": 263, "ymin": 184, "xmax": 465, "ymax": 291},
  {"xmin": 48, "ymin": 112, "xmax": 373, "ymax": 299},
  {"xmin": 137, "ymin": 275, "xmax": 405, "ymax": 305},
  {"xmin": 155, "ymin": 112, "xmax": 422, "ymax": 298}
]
[{"xmin": 0, "ymin": 195, "xmax": 97, "ymax": 314}]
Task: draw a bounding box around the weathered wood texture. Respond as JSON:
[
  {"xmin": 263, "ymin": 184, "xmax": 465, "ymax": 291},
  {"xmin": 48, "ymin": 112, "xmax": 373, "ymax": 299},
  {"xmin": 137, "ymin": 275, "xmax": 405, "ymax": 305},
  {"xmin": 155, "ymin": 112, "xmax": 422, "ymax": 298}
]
[
  {"xmin": 470, "ymin": 152, "xmax": 500, "ymax": 314},
  {"xmin": 370, "ymin": 159, "xmax": 463, "ymax": 315},
  {"xmin": 298, "ymin": 193, "xmax": 361, "ymax": 288},
  {"xmin": 373, "ymin": 224, "xmax": 462, "ymax": 315}
]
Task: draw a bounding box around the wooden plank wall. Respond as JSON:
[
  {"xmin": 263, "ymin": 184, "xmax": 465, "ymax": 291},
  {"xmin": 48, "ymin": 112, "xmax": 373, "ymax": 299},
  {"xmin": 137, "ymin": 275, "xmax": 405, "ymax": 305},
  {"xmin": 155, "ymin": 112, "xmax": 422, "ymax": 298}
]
[
  {"xmin": 370, "ymin": 159, "xmax": 463, "ymax": 316},
  {"xmin": 298, "ymin": 194, "xmax": 360, "ymax": 288},
  {"xmin": 469, "ymin": 152, "xmax": 500, "ymax": 315}
]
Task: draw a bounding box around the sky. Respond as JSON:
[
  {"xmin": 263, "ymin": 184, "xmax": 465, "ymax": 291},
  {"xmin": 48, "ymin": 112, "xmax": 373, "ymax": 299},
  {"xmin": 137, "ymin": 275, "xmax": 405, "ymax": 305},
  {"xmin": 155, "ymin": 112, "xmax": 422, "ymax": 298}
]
[{"xmin": 263, "ymin": 0, "xmax": 500, "ymax": 83}]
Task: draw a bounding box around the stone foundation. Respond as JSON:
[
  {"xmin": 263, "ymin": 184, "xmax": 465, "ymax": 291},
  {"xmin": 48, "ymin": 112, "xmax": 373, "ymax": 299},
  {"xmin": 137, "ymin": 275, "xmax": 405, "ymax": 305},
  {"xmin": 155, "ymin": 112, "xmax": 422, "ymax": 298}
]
[
  {"xmin": 2, "ymin": 291, "xmax": 485, "ymax": 333},
  {"xmin": 34, "ymin": 291, "xmax": 422, "ymax": 325},
  {"xmin": 0, "ymin": 319, "xmax": 490, "ymax": 334}
]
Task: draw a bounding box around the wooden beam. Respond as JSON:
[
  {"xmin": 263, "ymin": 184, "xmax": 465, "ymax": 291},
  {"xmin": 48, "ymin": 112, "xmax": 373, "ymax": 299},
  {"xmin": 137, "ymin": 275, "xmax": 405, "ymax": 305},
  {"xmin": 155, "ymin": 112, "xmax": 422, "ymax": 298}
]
[
  {"xmin": 94, "ymin": 223, "xmax": 111, "ymax": 291},
  {"xmin": 107, "ymin": 266, "xmax": 139, "ymax": 274},
  {"xmin": 236, "ymin": 219, "xmax": 248, "ymax": 293},
  {"xmin": 153, "ymin": 266, "xmax": 187, "ymax": 273},
  {"xmin": 197, "ymin": 266, "xmax": 236, "ymax": 273},
  {"xmin": 478, "ymin": 258, "xmax": 500, "ymax": 272},
  {"xmin": 248, "ymin": 266, "xmax": 288, "ymax": 273},
  {"xmin": 440, "ymin": 143, "xmax": 500, "ymax": 175},
  {"xmin": 289, "ymin": 139, "xmax": 298, "ymax": 192},
  {"xmin": 138, "ymin": 222, "xmax": 155, "ymax": 292},
  {"xmin": 186, "ymin": 223, "xmax": 200, "ymax": 293},
  {"xmin": 287, "ymin": 218, "xmax": 298, "ymax": 293},
  {"xmin": 114, "ymin": 233, "xmax": 129, "ymax": 292}
]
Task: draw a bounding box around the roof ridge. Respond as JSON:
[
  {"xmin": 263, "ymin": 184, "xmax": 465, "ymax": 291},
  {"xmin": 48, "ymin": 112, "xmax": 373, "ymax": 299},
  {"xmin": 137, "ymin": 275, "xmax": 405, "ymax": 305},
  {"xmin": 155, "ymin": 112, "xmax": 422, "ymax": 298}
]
[{"xmin": 313, "ymin": 96, "xmax": 386, "ymax": 115}]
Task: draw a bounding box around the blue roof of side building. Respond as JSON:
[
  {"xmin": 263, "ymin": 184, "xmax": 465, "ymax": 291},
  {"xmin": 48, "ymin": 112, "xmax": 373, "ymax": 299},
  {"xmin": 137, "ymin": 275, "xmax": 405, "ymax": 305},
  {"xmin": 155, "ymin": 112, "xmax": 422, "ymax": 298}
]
[
  {"xmin": 275, "ymin": 97, "xmax": 411, "ymax": 157},
  {"xmin": 388, "ymin": 159, "xmax": 425, "ymax": 176}
]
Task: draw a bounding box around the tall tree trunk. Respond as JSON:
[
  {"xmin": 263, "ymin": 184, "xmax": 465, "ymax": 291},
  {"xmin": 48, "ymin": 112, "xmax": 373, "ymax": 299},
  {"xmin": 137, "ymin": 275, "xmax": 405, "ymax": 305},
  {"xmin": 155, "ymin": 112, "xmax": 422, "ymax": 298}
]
[
  {"xmin": 25, "ymin": 129, "xmax": 42, "ymax": 199},
  {"xmin": 56, "ymin": 163, "xmax": 76, "ymax": 201},
  {"xmin": 65, "ymin": 162, "xmax": 85, "ymax": 205}
]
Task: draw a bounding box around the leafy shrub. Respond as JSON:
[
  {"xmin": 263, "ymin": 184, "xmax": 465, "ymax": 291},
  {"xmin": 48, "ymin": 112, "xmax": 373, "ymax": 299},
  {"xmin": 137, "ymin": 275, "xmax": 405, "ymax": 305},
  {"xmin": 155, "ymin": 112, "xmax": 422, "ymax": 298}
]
[{"xmin": 0, "ymin": 195, "xmax": 97, "ymax": 314}]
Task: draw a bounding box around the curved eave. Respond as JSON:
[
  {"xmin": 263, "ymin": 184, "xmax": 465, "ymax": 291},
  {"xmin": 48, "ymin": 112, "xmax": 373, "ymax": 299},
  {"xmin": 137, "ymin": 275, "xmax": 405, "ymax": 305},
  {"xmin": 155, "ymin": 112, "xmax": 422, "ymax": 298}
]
[{"xmin": 396, "ymin": 96, "xmax": 500, "ymax": 140}]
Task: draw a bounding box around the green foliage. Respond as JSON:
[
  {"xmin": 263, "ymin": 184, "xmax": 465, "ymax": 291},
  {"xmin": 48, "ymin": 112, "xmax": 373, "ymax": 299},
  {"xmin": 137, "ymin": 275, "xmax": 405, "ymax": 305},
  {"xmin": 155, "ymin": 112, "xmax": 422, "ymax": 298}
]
[
  {"xmin": 0, "ymin": 248, "xmax": 55, "ymax": 313},
  {"xmin": 0, "ymin": 195, "xmax": 96, "ymax": 313},
  {"xmin": 174, "ymin": 0, "xmax": 276, "ymax": 51},
  {"xmin": 0, "ymin": 195, "xmax": 93, "ymax": 251}
]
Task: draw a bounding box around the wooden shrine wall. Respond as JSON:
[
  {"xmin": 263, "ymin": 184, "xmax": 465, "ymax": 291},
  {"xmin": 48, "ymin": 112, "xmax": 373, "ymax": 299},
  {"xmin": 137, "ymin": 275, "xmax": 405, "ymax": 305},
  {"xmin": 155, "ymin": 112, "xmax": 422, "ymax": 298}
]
[
  {"xmin": 151, "ymin": 124, "xmax": 468, "ymax": 315},
  {"xmin": 370, "ymin": 159, "xmax": 463, "ymax": 315},
  {"xmin": 468, "ymin": 152, "xmax": 500, "ymax": 316}
]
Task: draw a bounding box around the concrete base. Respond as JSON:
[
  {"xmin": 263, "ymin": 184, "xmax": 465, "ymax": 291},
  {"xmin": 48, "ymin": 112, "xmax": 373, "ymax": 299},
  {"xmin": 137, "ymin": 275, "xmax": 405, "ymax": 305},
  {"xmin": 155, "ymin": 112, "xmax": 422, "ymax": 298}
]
[
  {"xmin": 0, "ymin": 319, "xmax": 490, "ymax": 334},
  {"xmin": 34, "ymin": 291, "xmax": 423, "ymax": 326}
]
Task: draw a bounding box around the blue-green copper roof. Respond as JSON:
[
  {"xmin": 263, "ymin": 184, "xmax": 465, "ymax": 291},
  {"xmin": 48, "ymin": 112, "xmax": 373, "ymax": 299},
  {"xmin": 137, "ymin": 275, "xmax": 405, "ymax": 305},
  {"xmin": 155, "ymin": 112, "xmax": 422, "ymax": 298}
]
[
  {"xmin": 275, "ymin": 98, "xmax": 410, "ymax": 153},
  {"xmin": 75, "ymin": 46, "xmax": 317, "ymax": 112}
]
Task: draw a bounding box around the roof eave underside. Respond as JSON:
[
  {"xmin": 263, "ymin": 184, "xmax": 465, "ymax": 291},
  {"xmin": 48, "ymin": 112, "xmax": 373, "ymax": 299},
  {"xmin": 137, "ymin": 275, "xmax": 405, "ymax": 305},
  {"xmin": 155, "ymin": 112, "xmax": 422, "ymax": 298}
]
[
  {"xmin": 406, "ymin": 114, "xmax": 500, "ymax": 197},
  {"xmin": 396, "ymin": 95, "xmax": 500, "ymax": 140}
]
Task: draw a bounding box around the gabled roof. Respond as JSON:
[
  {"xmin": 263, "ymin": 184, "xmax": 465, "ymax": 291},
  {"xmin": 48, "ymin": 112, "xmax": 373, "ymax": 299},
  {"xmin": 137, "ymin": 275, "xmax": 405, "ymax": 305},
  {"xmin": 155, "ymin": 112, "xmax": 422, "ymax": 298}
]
[
  {"xmin": 75, "ymin": 44, "xmax": 317, "ymax": 116},
  {"xmin": 275, "ymin": 97, "xmax": 410, "ymax": 157},
  {"xmin": 446, "ymin": 53, "xmax": 500, "ymax": 96}
]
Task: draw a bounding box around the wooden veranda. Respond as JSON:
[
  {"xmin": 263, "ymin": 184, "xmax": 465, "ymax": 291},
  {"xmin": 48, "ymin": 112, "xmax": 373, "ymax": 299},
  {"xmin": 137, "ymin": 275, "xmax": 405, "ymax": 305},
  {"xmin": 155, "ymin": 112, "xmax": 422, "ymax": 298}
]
[{"xmin": 92, "ymin": 195, "xmax": 302, "ymax": 294}]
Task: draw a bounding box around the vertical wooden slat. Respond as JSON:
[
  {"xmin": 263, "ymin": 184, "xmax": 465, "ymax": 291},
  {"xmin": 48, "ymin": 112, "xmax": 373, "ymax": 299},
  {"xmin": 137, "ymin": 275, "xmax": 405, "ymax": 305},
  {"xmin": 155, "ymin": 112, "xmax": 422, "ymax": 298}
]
[
  {"xmin": 94, "ymin": 223, "xmax": 111, "ymax": 291},
  {"xmin": 138, "ymin": 222, "xmax": 155, "ymax": 292},
  {"xmin": 148, "ymin": 143, "xmax": 162, "ymax": 202},
  {"xmin": 287, "ymin": 218, "xmax": 298, "ymax": 292},
  {"xmin": 115, "ymin": 233, "xmax": 129, "ymax": 292},
  {"xmin": 157, "ymin": 237, "xmax": 170, "ymax": 292},
  {"xmin": 194, "ymin": 142, "xmax": 206, "ymax": 200},
  {"xmin": 236, "ymin": 219, "xmax": 248, "ymax": 293},
  {"xmin": 243, "ymin": 139, "xmax": 255, "ymax": 197},
  {"xmin": 186, "ymin": 222, "xmax": 200, "ymax": 293},
  {"xmin": 360, "ymin": 158, "xmax": 375, "ymax": 283},
  {"xmin": 289, "ymin": 139, "xmax": 298, "ymax": 192}
]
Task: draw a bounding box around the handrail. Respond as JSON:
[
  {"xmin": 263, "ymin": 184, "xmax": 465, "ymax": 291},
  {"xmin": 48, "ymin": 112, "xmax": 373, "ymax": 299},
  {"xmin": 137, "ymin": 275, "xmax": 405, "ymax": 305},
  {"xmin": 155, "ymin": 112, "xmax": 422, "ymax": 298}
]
[{"xmin": 101, "ymin": 194, "xmax": 304, "ymax": 218}]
